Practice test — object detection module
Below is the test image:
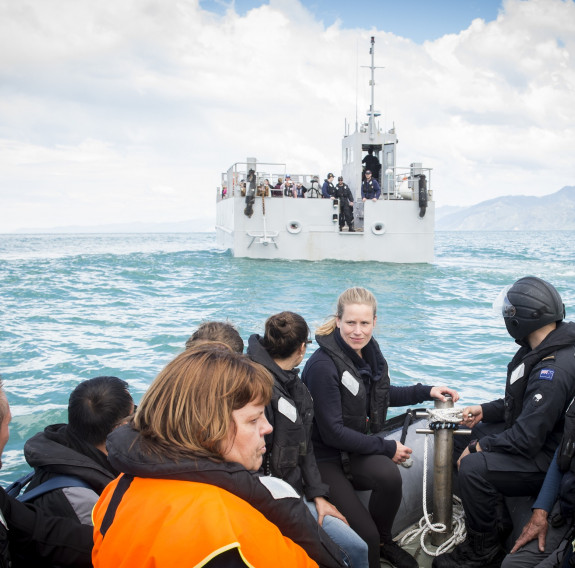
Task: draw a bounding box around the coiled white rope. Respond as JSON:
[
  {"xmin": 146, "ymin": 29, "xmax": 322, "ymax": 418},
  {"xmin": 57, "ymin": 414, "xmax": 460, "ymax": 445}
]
[{"xmin": 395, "ymin": 408, "xmax": 467, "ymax": 557}]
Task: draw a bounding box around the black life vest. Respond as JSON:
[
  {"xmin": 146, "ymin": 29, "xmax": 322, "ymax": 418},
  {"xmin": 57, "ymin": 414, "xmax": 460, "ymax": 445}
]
[
  {"xmin": 315, "ymin": 332, "xmax": 390, "ymax": 435},
  {"xmin": 504, "ymin": 345, "xmax": 561, "ymax": 428},
  {"xmin": 362, "ymin": 180, "xmax": 378, "ymax": 199}
]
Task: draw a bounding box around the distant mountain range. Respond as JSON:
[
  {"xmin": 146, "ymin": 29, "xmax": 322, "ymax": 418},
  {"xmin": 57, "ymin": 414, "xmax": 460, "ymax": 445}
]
[
  {"xmin": 9, "ymin": 218, "xmax": 215, "ymax": 234},
  {"xmin": 7, "ymin": 186, "xmax": 574, "ymax": 234},
  {"xmin": 436, "ymin": 186, "xmax": 575, "ymax": 231}
]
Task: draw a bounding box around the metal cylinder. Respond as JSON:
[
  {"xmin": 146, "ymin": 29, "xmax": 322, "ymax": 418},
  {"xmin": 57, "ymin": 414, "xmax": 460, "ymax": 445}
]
[{"xmin": 431, "ymin": 396, "xmax": 454, "ymax": 546}]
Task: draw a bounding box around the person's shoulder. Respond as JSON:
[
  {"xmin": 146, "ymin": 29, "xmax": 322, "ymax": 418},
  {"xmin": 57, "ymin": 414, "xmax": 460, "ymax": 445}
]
[
  {"xmin": 536, "ymin": 346, "xmax": 575, "ymax": 377},
  {"xmin": 303, "ymin": 348, "xmax": 336, "ymax": 374}
]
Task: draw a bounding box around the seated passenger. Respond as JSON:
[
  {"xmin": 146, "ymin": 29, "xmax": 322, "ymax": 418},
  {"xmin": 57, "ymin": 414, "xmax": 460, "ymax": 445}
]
[
  {"xmin": 185, "ymin": 320, "xmax": 244, "ymax": 353},
  {"xmin": 23, "ymin": 376, "xmax": 135, "ymax": 524},
  {"xmin": 92, "ymin": 344, "xmax": 346, "ymax": 568},
  {"xmin": 0, "ymin": 379, "xmax": 93, "ymax": 567},
  {"xmin": 247, "ymin": 312, "xmax": 369, "ymax": 567},
  {"xmin": 302, "ymin": 287, "xmax": 459, "ymax": 568}
]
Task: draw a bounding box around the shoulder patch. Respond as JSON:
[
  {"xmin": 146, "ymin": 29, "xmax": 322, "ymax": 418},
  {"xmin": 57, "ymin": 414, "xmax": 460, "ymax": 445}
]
[
  {"xmin": 342, "ymin": 371, "xmax": 360, "ymax": 396},
  {"xmin": 539, "ymin": 369, "xmax": 555, "ymax": 381},
  {"xmin": 533, "ymin": 393, "xmax": 543, "ymax": 404},
  {"xmin": 258, "ymin": 476, "xmax": 300, "ymax": 500}
]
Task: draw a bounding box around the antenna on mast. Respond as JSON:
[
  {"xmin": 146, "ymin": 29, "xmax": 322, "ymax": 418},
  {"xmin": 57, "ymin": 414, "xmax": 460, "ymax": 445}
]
[
  {"xmin": 355, "ymin": 39, "xmax": 359, "ymax": 132},
  {"xmin": 362, "ymin": 36, "xmax": 385, "ymax": 141}
]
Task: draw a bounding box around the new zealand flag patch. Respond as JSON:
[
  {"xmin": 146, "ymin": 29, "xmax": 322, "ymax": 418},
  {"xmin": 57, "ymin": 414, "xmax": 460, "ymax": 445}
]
[{"xmin": 539, "ymin": 369, "xmax": 555, "ymax": 381}]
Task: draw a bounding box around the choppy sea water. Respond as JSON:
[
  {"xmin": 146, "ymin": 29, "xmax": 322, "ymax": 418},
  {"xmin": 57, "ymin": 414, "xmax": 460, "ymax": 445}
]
[{"xmin": 1, "ymin": 230, "xmax": 575, "ymax": 484}]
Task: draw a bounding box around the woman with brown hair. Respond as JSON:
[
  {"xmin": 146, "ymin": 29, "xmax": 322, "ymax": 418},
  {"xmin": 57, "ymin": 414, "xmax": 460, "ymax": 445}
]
[{"xmin": 92, "ymin": 343, "xmax": 345, "ymax": 568}]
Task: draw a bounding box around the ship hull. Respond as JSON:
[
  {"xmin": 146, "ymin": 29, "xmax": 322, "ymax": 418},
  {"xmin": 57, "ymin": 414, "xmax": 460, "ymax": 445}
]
[{"xmin": 216, "ymin": 195, "xmax": 434, "ymax": 263}]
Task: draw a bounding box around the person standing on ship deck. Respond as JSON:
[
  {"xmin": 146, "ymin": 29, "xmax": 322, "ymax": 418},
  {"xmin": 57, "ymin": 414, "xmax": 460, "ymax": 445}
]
[
  {"xmin": 335, "ymin": 177, "xmax": 354, "ymax": 232},
  {"xmin": 322, "ymin": 173, "xmax": 336, "ymax": 199},
  {"xmin": 362, "ymin": 149, "xmax": 381, "ymax": 182},
  {"xmin": 361, "ymin": 171, "xmax": 380, "ymax": 202}
]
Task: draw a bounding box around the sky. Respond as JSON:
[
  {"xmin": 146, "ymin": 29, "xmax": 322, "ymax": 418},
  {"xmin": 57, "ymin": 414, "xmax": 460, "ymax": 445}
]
[{"xmin": 1, "ymin": 0, "xmax": 574, "ymax": 231}]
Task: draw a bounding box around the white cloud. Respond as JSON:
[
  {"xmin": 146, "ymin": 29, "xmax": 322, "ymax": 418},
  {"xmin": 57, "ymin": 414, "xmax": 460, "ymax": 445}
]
[{"xmin": 0, "ymin": 0, "xmax": 574, "ymax": 231}]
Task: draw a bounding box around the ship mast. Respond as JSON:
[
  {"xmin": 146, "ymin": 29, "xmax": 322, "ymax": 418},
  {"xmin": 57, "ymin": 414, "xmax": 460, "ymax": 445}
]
[{"xmin": 366, "ymin": 36, "xmax": 383, "ymax": 141}]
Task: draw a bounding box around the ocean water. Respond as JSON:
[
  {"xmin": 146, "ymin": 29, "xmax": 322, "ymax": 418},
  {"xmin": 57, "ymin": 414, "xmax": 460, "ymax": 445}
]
[{"xmin": 1, "ymin": 230, "xmax": 575, "ymax": 485}]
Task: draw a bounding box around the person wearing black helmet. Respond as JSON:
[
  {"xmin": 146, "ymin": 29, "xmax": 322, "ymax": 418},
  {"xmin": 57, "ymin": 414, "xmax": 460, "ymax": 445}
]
[{"xmin": 434, "ymin": 276, "xmax": 575, "ymax": 568}]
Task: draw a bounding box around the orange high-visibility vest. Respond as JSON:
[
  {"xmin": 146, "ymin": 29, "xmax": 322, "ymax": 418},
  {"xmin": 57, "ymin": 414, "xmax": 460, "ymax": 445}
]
[{"xmin": 92, "ymin": 475, "xmax": 318, "ymax": 568}]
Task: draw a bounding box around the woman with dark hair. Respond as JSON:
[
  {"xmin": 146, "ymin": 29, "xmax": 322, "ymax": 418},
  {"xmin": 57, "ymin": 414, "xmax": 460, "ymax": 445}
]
[
  {"xmin": 248, "ymin": 312, "xmax": 368, "ymax": 568},
  {"xmin": 302, "ymin": 288, "xmax": 459, "ymax": 568},
  {"xmin": 92, "ymin": 343, "xmax": 345, "ymax": 568}
]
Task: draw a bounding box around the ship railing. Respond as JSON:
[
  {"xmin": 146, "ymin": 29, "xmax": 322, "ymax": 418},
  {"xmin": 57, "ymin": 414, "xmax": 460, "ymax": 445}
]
[
  {"xmin": 219, "ymin": 161, "xmax": 321, "ymax": 200},
  {"xmin": 381, "ymin": 165, "xmax": 433, "ymax": 201}
]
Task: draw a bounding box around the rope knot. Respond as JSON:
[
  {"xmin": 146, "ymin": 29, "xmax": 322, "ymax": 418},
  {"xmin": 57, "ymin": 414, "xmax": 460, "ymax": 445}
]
[{"xmin": 427, "ymin": 408, "xmax": 463, "ymax": 430}]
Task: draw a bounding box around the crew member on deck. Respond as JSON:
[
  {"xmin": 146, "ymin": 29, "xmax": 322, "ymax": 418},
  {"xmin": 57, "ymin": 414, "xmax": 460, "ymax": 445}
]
[
  {"xmin": 362, "ymin": 149, "xmax": 381, "ymax": 182},
  {"xmin": 361, "ymin": 171, "xmax": 380, "ymax": 202},
  {"xmin": 322, "ymin": 173, "xmax": 336, "ymax": 199},
  {"xmin": 335, "ymin": 177, "xmax": 354, "ymax": 232}
]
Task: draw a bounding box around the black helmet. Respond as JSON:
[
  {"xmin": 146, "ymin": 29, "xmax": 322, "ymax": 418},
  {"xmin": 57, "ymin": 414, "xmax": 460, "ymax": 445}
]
[{"xmin": 501, "ymin": 276, "xmax": 565, "ymax": 340}]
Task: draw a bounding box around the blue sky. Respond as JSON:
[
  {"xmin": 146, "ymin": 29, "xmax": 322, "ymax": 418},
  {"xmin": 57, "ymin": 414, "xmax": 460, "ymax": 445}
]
[
  {"xmin": 0, "ymin": 0, "xmax": 574, "ymax": 231},
  {"xmin": 200, "ymin": 0, "xmax": 503, "ymax": 42}
]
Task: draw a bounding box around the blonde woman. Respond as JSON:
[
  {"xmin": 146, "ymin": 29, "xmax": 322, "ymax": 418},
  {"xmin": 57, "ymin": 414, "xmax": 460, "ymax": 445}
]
[{"xmin": 302, "ymin": 288, "xmax": 459, "ymax": 568}]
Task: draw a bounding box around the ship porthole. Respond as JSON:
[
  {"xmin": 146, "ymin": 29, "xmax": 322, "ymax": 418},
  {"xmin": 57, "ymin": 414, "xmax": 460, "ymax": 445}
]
[
  {"xmin": 371, "ymin": 222, "xmax": 386, "ymax": 235},
  {"xmin": 287, "ymin": 220, "xmax": 302, "ymax": 234}
]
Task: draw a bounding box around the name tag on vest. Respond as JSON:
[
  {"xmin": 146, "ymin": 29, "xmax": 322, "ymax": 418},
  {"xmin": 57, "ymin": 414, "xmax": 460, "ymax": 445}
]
[
  {"xmin": 278, "ymin": 397, "xmax": 297, "ymax": 423},
  {"xmin": 342, "ymin": 371, "xmax": 360, "ymax": 396},
  {"xmin": 510, "ymin": 363, "xmax": 525, "ymax": 385},
  {"xmin": 259, "ymin": 476, "xmax": 300, "ymax": 500}
]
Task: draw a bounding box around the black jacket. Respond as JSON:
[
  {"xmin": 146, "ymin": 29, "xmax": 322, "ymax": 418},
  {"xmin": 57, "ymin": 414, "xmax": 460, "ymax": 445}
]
[
  {"xmin": 334, "ymin": 184, "xmax": 354, "ymax": 210},
  {"xmin": 106, "ymin": 424, "xmax": 345, "ymax": 568},
  {"xmin": 24, "ymin": 423, "xmax": 117, "ymax": 523},
  {"xmin": 481, "ymin": 321, "xmax": 575, "ymax": 470},
  {"xmin": 322, "ymin": 179, "xmax": 335, "ymax": 198},
  {"xmin": 302, "ymin": 328, "xmax": 433, "ymax": 461},
  {"xmin": 0, "ymin": 486, "xmax": 93, "ymax": 568},
  {"xmin": 247, "ymin": 335, "xmax": 329, "ymax": 501}
]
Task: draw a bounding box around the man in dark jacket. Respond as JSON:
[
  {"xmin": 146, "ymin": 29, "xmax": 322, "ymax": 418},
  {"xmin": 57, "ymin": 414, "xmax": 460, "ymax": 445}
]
[
  {"xmin": 322, "ymin": 173, "xmax": 336, "ymax": 199},
  {"xmin": 0, "ymin": 379, "xmax": 93, "ymax": 567},
  {"xmin": 361, "ymin": 171, "xmax": 380, "ymax": 202},
  {"xmin": 23, "ymin": 376, "xmax": 134, "ymax": 523},
  {"xmin": 434, "ymin": 277, "xmax": 575, "ymax": 568},
  {"xmin": 335, "ymin": 177, "xmax": 354, "ymax": 232},
  {"xmin": 362, "ymin": 149, "xmax": 381, "ymax": 181}
]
